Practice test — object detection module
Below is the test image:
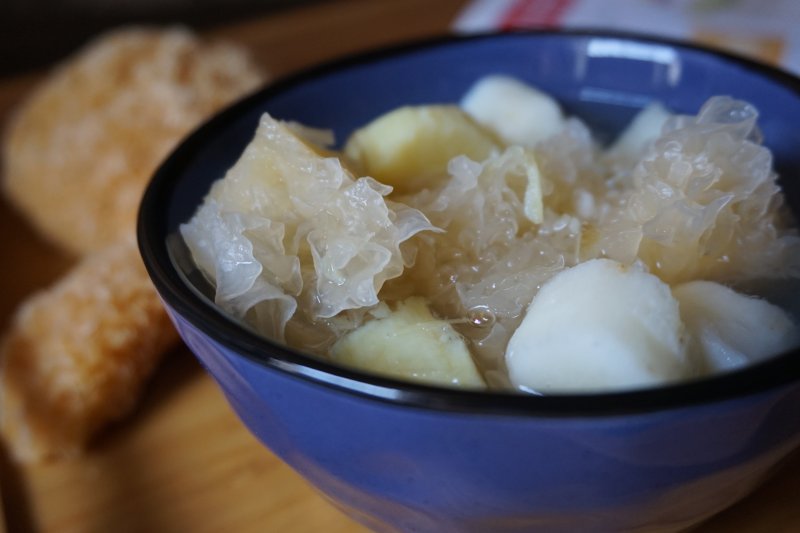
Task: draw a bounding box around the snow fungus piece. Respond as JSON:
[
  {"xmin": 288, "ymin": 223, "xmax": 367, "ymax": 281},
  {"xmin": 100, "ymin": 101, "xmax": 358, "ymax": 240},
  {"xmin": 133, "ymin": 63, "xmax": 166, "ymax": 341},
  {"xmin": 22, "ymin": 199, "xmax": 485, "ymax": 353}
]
[
  {"xmin": 181, "ymin": 113, "xmax": 435, "ymax": 339},
  {"xmin": 594, "ymin": 96, "xmax": 800, "ymax": 284}
]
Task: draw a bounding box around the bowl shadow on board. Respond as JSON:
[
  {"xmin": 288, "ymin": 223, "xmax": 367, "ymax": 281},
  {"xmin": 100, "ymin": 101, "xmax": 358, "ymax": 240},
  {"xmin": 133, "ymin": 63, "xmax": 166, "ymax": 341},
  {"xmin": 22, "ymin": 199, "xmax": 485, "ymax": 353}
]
[{"xmin": 698, "ymin": 447, "xmax": 800, "ymax": 531}]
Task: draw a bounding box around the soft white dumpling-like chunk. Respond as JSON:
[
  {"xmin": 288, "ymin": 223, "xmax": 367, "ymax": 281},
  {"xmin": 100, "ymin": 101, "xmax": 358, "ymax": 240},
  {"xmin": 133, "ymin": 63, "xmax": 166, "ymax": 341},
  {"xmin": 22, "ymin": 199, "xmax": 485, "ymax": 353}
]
[
  {"xmin": 461, "ymin": 75, "xmax": 564, "ymax": 147},
  {"xmin": 672, "ymin": 281, "xmax": 799, "ymax": 372},
  {"xmin": 505, "ymin": 259, "xmax": 692, "ymax": 393},
  {"xmin": 607, "ymin": 101, "xmax": 671, "ymax": 161}
]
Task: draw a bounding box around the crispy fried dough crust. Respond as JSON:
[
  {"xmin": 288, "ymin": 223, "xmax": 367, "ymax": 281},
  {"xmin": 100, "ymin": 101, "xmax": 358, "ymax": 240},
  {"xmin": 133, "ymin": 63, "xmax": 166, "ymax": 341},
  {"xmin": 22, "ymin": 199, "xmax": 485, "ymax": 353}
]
[
  {"xmin": 2, "ymin": 27, "xmax": 265, "ymax": 254},
  {"xmin": 0, "ymin": 239, "xmax": 178, "ymax": 461}
]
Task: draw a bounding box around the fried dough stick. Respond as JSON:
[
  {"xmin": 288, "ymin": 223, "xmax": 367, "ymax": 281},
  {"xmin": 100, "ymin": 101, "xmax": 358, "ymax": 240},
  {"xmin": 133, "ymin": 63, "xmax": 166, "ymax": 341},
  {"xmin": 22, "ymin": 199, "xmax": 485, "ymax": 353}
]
[
  {"xmin": 2, "ymin": 27, "xmax": 265, "ymax": 255},
  {"xmin": 0, "ymin": 239, "xmax": 178, "ymax": 462},
  {"xmin": 0, "ymin": 27, "xmax": 266, "ymax": 462}
]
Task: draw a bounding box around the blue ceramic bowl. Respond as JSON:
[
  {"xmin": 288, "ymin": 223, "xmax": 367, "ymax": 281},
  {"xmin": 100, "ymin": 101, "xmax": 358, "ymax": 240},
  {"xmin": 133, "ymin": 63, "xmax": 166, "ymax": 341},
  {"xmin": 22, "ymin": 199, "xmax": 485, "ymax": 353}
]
[{"xmin": 138, "ymin": 31, "xmax": 800, "ymax": 532}]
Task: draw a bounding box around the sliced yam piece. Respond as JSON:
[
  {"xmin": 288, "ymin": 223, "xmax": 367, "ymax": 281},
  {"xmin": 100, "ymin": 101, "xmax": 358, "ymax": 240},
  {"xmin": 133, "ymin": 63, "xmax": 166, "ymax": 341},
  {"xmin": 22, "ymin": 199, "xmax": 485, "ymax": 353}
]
[
  {"xmin": 461, "ymin": 75, "xmax": 564, "ymax": 147},
  {"xmin": 608, "ymin": 101, "xmax": 671, "ymax": 161},
  {"xmin": 506, "ymin": 259, "xmax": 692, "ymax": 393},
  {"xmin": 331, "ymin": 297, "xmax": 485, "ymax": 388},
  {"xmin": 673, "ymin": 280, "xmax": 799, "ymax": 372},
  {"xmin": 344, "ymin": 105, "xmax": 500, "ymax": 194}
]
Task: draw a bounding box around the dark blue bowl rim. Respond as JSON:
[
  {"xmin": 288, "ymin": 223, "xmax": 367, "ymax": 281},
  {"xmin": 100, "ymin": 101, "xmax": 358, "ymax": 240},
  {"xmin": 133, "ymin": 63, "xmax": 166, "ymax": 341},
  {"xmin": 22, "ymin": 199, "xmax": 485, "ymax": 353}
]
[{"xmin": 138, "ymin": 29, "xmax": 800, "ymax": 417}]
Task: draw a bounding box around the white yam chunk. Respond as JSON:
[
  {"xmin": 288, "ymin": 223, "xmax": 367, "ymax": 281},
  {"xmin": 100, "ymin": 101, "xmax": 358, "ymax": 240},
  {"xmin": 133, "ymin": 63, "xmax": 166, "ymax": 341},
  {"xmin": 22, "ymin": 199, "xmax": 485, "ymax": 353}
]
[
  {"xmin": 461, "ymin": 75, "xmax": 565, "ymax": 147},
  {"xmin": 608, "ymin": 101, "xmax": 671, "ymax": 161},
  {"xmin": 506, "ymin": 259, "xmax": 692, "ymax": 393},
  {"xmin": 673, "ymin": 281, "xmax": 799, "ymax": 372}
]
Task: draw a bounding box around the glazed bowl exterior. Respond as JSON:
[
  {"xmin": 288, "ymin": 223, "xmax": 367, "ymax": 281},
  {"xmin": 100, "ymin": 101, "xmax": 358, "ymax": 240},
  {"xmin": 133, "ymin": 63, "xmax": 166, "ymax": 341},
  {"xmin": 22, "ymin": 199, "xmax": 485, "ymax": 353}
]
[{"xmin": 139, "ymin": 32, "xmax": 800, "ymax": 532}]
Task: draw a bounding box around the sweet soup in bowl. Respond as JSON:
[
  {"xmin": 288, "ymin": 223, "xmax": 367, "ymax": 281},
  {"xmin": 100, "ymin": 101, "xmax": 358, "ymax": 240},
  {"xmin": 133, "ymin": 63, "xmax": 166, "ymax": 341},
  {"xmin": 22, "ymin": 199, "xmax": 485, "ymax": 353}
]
[
  {"xmin": 138, "ymin": 32, "xmax": 800, "ymax": 533},
  {"xmin": 180, "ymin": 74, "xmax": 800, "ymax": 394}
]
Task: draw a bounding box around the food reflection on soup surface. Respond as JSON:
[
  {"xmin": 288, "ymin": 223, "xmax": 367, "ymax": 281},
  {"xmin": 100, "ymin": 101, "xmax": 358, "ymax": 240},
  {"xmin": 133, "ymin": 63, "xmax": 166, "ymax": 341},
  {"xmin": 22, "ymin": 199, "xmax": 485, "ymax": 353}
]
[{"xmin": 180, "ymin": 75, "xmax": 800, "ymax": 394}]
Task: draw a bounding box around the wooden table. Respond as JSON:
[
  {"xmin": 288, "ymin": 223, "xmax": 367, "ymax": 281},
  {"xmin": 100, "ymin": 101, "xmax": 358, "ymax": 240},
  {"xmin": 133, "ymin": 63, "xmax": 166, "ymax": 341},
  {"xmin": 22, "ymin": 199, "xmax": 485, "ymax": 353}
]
[{"xmin": 1, "ymin": 0, "xmax": 799, "ymax": 531}]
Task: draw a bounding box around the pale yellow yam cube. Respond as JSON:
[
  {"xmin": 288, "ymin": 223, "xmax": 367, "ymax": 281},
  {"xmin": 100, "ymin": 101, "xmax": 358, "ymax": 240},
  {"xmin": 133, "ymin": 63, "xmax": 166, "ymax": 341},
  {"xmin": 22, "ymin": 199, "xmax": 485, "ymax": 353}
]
[
  {"xmin": 331, "ymin": 297, "xmax": 486, "ymax": 388},
  {"xmin": 343, "ymin": 105, "xmax": 500, "ymax": 194}
]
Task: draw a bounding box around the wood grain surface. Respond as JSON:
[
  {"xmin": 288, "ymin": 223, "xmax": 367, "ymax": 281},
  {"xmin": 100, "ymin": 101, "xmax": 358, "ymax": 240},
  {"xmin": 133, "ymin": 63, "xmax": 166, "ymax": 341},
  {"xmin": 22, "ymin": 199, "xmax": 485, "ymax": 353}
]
[{"xmin": 0, "ymin": 0, "xmax": 798, "ymax": 531}]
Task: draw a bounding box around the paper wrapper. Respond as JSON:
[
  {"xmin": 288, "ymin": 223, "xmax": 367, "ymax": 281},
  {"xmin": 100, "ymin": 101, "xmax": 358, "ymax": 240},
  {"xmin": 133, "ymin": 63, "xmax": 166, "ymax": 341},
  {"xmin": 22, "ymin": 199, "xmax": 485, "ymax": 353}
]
[{"xmin": 454, "ymin": 0, "xmax": 800, "ymax": 74}]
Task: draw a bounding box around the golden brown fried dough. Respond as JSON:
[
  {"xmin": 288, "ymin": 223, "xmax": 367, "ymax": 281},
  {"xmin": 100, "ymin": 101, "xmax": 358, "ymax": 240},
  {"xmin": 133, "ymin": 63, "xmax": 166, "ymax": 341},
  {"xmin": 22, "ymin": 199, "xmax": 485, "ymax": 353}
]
[
  {"xmin": 0, "ymin": 239, "xmax": 179, "ymax": 462},
  {"xmin": 2, "ymin": 26, "xmax": 265, "ymax": 254}
]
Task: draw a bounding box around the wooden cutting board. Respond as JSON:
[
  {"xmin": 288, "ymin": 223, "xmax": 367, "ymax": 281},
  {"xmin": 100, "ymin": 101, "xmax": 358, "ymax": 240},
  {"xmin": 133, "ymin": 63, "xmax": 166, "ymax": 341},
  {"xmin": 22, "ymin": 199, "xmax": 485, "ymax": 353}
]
[{"xmin": 0, "ymin": 0, "xmax": 798, "ymax": 531}]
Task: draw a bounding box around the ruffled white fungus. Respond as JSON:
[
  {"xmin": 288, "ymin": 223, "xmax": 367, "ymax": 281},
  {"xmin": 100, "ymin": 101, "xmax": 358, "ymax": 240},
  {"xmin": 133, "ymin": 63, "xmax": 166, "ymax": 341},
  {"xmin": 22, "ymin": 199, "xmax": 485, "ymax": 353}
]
[{"xmin": 181, "ymin": 113, "xmax": 435, "ymax": 342}]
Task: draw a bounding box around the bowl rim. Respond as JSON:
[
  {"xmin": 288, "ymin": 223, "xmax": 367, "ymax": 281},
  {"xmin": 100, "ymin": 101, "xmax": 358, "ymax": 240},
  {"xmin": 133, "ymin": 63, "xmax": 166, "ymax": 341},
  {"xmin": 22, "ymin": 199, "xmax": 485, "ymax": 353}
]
[{"xmin": 138, "ymin": 29, "xmax": 800, "ymax": 417}]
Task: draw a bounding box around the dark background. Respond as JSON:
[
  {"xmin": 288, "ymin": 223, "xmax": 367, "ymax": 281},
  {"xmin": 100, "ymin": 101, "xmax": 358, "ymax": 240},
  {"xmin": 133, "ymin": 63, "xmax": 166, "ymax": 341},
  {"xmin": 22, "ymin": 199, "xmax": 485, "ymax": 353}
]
[{"xmin": 0, "ymin": 0, "xmax": 320, "ymax": 76}]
